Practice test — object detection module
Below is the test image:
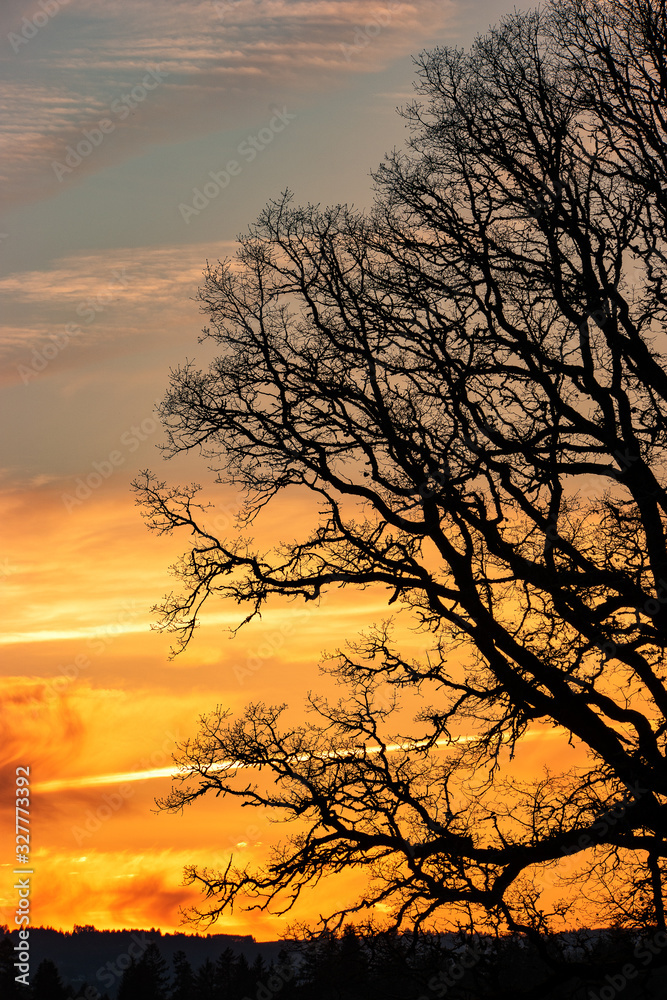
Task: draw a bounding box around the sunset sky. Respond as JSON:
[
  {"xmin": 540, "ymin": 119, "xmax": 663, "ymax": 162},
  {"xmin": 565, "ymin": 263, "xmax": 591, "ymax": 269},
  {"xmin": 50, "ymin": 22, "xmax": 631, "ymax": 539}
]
[{"xmin": 0, "ymin": 0, "xmax": 558, "ymax": 941}]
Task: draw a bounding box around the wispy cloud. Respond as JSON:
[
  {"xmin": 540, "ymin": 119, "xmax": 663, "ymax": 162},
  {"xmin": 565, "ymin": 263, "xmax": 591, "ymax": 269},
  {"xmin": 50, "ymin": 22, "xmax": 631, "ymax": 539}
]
[
  {"xmin": 0, "ymin": 679, "xmax": 86, "ymax": 777},
  {"xmin": 32, "ymin": 728, "xmax": 567, "ymax": 794},
  {"xmin": 0, "ymin": 0, "xmax": 454, "ymax": 207},
  {"xmin": 0, "ymin": 240, "xmax": 235, "ymax": 381}
]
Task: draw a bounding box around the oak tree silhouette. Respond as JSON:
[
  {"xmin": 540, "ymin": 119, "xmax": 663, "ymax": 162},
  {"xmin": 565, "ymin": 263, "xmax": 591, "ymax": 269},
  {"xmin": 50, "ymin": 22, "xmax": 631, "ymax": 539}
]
[{"xmin": 135, "ymin": 0, "xmax": 667, "ymax": 971}]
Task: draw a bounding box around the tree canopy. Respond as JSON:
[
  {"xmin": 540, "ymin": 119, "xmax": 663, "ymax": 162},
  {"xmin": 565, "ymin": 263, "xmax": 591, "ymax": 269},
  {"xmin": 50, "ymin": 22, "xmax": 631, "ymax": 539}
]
[{"xmin": 135, "ymin": 0, "xmax": 667, "ymax": 962}]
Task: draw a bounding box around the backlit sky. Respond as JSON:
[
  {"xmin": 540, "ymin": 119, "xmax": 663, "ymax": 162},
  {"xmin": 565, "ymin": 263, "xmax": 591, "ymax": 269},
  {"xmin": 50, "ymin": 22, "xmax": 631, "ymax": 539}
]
[{"xmin": 0, "ymin": 0, "xmax": 560, "ymax": 940}]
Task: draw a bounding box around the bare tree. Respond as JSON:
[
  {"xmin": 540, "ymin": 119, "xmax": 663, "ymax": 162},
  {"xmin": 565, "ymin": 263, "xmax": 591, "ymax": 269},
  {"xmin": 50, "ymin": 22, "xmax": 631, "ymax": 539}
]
[{"xmin": 135, "ymin": 0, "xmax": 667, "ymax": 962}]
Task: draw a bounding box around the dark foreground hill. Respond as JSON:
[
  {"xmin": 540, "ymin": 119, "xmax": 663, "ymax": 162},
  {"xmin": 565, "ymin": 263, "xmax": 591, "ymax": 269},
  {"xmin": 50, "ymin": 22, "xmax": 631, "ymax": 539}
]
[
  {"xmin": 0, "ymin": 925, "xmax": 284, "ymax": 999},
  {"xmin": 2, "ymin": 923, "xmax": 667, "ymax": 999}
]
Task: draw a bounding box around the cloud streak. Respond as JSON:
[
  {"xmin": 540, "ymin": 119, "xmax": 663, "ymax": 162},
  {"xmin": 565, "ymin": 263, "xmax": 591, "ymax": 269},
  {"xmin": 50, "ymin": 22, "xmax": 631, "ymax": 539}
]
[
  {"xmin": 0, "ymin": 240, "xmax": 234, "ymax": 382},
  {"xmin": 0, "ymin": 0, "xmax": 454, "ymax": 207},
  {"xmin": 32, "ymin": 728, "xmax": 566, "ymax": 794}
]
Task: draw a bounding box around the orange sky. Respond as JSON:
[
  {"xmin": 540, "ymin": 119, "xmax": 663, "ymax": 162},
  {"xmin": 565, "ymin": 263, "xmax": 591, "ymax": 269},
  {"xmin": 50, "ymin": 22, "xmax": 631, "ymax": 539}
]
[
  {"xmin": 1, "ymin": 0, "xmax": 577, "ymax": 943},
  {"xmin": 0, "ymin": 475, "xmax": 590, "ymax": 937},
  {"xmin": 0, "ymin": 478, "xmax": 416, "ymax": 937}
]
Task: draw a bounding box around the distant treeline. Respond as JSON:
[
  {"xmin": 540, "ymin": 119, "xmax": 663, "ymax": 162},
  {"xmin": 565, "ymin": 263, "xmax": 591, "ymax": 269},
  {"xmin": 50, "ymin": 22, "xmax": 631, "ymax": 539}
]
[{"xmin": 2, "ymin": 924, "xmax": 667, "ymax": 999}]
